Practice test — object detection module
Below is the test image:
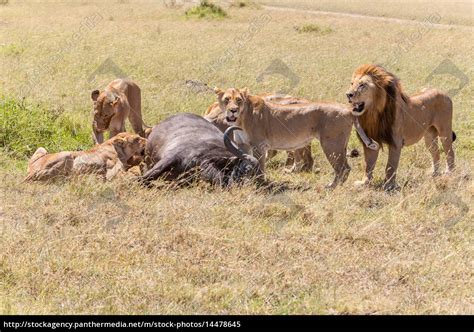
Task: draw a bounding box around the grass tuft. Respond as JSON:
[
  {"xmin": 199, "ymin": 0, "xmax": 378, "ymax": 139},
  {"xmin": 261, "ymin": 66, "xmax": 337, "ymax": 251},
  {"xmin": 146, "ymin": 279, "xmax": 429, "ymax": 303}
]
[
  {"xmin": 185, "ymin": 0, "xmax": 228, "ymax": 19},
  {"xmin": 294, "ymin": 23, "xmax": 333, "ymax": 35},
  {"xmin": 0, "ymin": 43, "xmax": 24, "ymax": 56},
  {"xmin": 230, "ymin": 0, "xmax": 260, "ymax": 9}
]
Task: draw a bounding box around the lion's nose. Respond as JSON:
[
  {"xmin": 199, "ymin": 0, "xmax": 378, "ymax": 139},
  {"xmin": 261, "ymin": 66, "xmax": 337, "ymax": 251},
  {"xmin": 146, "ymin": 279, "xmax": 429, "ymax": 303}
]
[
  {"xmin": 346, "ymin": 92, "xmax": 354, "ymax": 100},
  {"xmin": 230, "ymin": 108, "xmax": 238, "ymax": 114}
]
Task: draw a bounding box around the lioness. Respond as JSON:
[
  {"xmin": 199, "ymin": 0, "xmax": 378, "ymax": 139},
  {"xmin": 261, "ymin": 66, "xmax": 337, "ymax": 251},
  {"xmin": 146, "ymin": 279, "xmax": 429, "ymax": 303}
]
[
  {"xmin": 213, "ymin": 87, "xmax": 353, "ymax": 187},
  {"xmin": 346, "ymin": 64, "xmax": 456, "ymax": 190},
  {"xmin": 204, "ymin": 93, "xmax": 314, "ymax": 172},
  {"xmin": 91, "ymin": 79, "xmax": 148, "ymax": 144},
  {"xmin": 25, "ymin": 133, "xmax": 147, "ymax": 181}
]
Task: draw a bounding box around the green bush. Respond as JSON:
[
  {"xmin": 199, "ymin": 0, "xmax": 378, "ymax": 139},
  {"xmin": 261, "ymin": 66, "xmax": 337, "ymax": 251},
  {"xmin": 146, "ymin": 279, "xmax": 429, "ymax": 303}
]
[
  {"xmin": 185, "ymin": 0, "xmax": 227, "ymax": 19},
  {"xmin": 0, "ymin": 97, "xmax": 92, "ymax": 159}
]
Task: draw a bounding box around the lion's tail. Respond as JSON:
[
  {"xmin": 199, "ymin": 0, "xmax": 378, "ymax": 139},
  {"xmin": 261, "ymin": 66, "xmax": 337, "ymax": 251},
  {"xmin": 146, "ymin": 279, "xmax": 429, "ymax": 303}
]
[{"xmin": 452, "ymin": 131, "xmax": 457, "ymax": 142}]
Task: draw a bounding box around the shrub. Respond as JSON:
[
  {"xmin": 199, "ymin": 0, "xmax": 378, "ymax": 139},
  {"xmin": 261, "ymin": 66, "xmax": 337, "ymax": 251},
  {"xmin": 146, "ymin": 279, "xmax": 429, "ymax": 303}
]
[
  {"xmin": 0, "ymin": 97, "xmax": 92, "ymax": 159},
  {"xmin": 185, "ymin": 0, "xmax": 227, "ymax": 19}
]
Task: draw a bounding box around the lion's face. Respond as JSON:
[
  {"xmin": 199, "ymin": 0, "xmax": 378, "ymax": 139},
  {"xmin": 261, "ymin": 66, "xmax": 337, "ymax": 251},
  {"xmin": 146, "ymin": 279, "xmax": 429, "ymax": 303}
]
[
  {"xmin": 345, "ymin": 74, "xmax": 377, "ymax": 116},
  {"xmin": 214, "ymin": 87, "xmax": 249, "ymax": 125},
  {"xmin": 91, "ymin": 90, "xmax": 119, "ymax": 132},
  {"xmin": 110, "ymin": 133, "xmax": 147, "ymax": 160}
]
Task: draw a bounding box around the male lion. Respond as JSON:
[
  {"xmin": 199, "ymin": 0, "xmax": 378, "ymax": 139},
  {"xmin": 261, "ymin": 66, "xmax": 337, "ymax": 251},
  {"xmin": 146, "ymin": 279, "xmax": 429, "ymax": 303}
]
[
  {"xmin": 91, "ymin": 79, "xmax": 148, "ymax": 144},
  {"xmin": 25, "ymin": 133, "xmax": 147, "ymax": 181},
  {"xmin": 346, "ymin": 64, "xmax": 456, "ymax": 190},
  {"xmin": 204, "ymin": 93, "xmax": 314, "ymax": 172},
  {"xmin": 213, "ymin": 88, "xmax": 353, "ymax": 187}
]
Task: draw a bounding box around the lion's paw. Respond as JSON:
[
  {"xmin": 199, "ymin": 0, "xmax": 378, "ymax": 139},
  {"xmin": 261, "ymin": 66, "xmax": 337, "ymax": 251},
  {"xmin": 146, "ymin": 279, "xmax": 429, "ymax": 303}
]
[
  {"xmin": 354, "ymin": 179, "xmax": 369, "ymax": 188},
  {"xmin": 383, "ymin": 181, "xmax": 400, "ymax": 192}
]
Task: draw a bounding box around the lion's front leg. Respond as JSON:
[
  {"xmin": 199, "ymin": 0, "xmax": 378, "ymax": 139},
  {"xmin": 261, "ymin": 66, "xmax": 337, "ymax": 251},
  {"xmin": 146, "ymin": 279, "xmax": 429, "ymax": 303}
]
[
  {"xmin": 92, "ymin": 129, "xmax": 104, "ymax": 145},
  {"xmin": 106, "ymin": 160, "xmax": 125, "ymax": 181},
  {"xmin": 384, "ymin": 142, "xmax": 402, "ymax": 191},
  {"xmin": 252, "ymin": 144, "xmax": 267, "ymax": 174},
  {"xmin": 128, "ymin": 112, "xmax": 145, "ymax": 138},
  {"xmin": 355, "ymin": 144, "xmax": 379, "ymax": 188},
  {"xmin": 108, "ymin": 117, "xmax": 126, "ymax": 139}
]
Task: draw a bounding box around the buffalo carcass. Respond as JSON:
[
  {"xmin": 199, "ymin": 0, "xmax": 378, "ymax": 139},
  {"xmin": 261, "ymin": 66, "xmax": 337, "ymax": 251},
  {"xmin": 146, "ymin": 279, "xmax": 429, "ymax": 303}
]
[{"xmin": 139, "ymin": 113, "xmax": 261, "ymax": 186}]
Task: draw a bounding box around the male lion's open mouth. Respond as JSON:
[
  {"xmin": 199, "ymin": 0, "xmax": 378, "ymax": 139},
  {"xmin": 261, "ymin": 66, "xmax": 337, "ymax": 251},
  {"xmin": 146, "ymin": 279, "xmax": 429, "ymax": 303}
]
[
  {"xmin": 352, "ymin": 102, "xmax": 365, "ymax": 115},
  {"xmin": 226, "ymin": 115, "xmax": 237, "ymax": 123}
]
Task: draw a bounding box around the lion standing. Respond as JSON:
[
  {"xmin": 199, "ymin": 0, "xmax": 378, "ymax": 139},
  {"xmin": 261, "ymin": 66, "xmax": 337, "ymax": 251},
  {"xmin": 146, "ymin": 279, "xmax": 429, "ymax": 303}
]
[
  {"xmin": 91, "ymin": 79, "xmax": 148, "ymax": 144},
  {"xmin": 346, "ymin": 64, "xmax": 456, "ymax": 190},
  {"xmin": 204, "ymin": 93, "xmax": 314, "ymax": 172},
  {"xmin": 213, "ymin": 87, "xmax": 353, "ymax": 188}
]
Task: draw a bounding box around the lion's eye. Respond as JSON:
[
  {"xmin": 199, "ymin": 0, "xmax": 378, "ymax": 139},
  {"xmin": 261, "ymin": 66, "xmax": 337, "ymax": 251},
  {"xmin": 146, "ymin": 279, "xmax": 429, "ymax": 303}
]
[
  {"xmin": 236, "ymin": 98, "xmax": 242, "ymax": 104},
  {"xmin": 224, "ymin": 98, "xmax": 230, "ymax": 104}
]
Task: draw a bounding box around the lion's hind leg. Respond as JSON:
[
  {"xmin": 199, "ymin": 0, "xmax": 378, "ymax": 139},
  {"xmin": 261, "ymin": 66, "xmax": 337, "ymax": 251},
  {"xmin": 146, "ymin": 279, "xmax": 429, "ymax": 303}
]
[
  {"xmin": 24, "ymin": 148, "xmax": 48, "ymax": 181},
  {"xmin": 26, "ymin": 152, "xmax": 74, "ymax": 181},
  {"xmin": 439, "ymin": 129, "xmax": 455, "ymax": 173},
  {"xmin": 300, "ymin": 144, "xmax": 314, "ymax": 172},
  {"xmin": 320, "ymin": 141, "xmax": 350, "ymax": 188},
  {"xmin": 424, "ymin": 127, "xmax": 441, "ymax": 176}
]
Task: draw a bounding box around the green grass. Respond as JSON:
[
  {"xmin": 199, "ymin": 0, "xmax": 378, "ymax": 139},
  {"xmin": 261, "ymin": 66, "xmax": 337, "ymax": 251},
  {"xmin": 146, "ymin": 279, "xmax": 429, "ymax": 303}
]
[
  {"xmin": 185, "ymin": 0, "xmax": 228, "ymax": 19},
  {"xmin": 0, "ymin": 97, "xmax": 91, "ymax": 158}
]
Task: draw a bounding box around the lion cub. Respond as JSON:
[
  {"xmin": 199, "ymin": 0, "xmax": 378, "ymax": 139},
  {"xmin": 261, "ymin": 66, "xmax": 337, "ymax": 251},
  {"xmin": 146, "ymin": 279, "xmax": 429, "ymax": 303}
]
[{"xmin": 25, "ymin": 133, "xmax": 147, "ymax": 181}]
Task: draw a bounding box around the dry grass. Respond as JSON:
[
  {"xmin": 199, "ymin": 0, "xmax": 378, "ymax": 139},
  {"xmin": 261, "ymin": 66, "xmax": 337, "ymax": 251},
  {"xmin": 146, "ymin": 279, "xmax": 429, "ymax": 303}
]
[
  {"xmin": 256, "ymin": 0, "xmax": 474, "ymax": 26},
  {"xmin": 1, "ymin": 0, "xmax": 473, "ymax": 314}
]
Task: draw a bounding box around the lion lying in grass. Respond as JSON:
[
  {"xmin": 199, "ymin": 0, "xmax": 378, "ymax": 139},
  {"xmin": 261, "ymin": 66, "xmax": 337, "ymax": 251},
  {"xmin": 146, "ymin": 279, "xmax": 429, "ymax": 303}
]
[
  {"xmin": 205, "ymin": 93, "xmax": 314, "ymax": 172},
  {"xmin": 213, "ymin": 87, "xmax": 353, "ymax": 188},
  {"xmin": 346, "ymin": 64, "xmax": 456, "ymax": 190},
  {"xmin": 25, "ymin": 133, "xmax": 147, "ymax": 181}
]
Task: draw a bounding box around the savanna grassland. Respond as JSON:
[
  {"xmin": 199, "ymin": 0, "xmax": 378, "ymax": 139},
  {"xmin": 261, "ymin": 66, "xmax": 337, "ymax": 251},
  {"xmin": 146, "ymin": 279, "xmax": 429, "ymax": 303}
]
[{"xmin": 1, "ymin": 0, "xmax": 473, "ymax": 314}]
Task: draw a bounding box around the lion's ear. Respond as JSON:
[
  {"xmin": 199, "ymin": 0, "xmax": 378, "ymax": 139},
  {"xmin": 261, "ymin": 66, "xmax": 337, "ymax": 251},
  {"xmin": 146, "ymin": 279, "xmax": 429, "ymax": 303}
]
[
  {"xmin": 91, "ymin": 90, "xmax": 100, "ymax": 101},
  {"xmin": 115, "ymin": 136, "xmax": 127, "ymax": 146},
  {"xmin": 240, "ymin": 87, "xmax": 249, "ymax": 98},
  {"xmin": 214, "ymin": 87, "xmax": 224, "ymax": 98},
  {"xmin": 105, "ymin": 91, "xmax": 120, "ymax": 106},
  {"xmin": 112, "ymin": 96, "xmax": 121, "ymax": 107}
]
